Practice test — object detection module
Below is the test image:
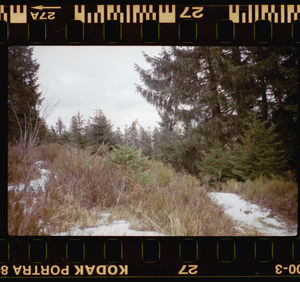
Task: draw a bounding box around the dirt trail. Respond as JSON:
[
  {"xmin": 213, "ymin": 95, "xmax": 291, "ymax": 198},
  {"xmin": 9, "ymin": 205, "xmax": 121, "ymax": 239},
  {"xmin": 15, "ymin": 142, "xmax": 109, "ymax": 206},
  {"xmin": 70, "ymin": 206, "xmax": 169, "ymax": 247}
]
[{"xmin": 208, "ymin": 192, "xmax": 297, "ymax": 236}]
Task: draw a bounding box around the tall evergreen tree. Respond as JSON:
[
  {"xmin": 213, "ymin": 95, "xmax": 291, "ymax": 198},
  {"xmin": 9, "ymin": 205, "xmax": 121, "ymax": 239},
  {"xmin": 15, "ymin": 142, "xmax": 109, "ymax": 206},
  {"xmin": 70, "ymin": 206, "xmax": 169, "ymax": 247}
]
[
  {"xmin": 135, "ymin": 47, "xmax": 228, "ymax": 141},
  {"xmin": 151, "ymin": 113, "xmax": 184, "ymax": 170},
  {"xmin": 139, "ymin": 126, "xmax": 153, "ymax": 157},
  {"xmin": 8, "ymin": 46, "xmax": 46, "ymax": 147},
  {"xmin": 55, "ymin": 117, "xmax": 70, "ymax": 144},
  {"xmin": 85, "ymin": 109, "xmax": 116, "ymax": 149},
  {"xmin": 70, "ymin": 111, "xmax": 86, "ymax": 148},
  {"xmin": 135, "ymin": 46, "xmax": 298, "ymax": 178},
  {"xmin": 47, "ymin": 125, "xmax": 58, "ymax": 143},
  {"xmin": 219, "ymin": 47, "xmax": 298, "ymax": 172},
  {"xmin": 124, "ymin": 120, "xmax": 140, "ymax": 149},
  {"xmin": 55, "ymin": 117, "xmax": 66, "ymax": 136},
  {"xmin": 114, "ymin": 127, "xmax": 123, "ymax": 145}
]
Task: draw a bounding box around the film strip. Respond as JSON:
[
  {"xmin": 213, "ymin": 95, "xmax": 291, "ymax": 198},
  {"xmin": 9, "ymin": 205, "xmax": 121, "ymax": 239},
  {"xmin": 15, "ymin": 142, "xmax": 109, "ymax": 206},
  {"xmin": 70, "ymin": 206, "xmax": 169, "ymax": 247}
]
[
  {"xmin": 1, "ymin": 0, "xmax": 299, "ymax": 279},
  {"xmin": 0, "ymin": 2, "xmax": 299, "ymax": 44}
]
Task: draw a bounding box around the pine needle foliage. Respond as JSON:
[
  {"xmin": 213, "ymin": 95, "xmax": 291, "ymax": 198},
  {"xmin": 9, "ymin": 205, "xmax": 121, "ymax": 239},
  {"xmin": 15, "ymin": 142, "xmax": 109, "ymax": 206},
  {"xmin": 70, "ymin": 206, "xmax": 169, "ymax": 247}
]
[
  {"xmin": 109, "ymin": 144, "xmax": 149, "ymax": 173},
  {"xmin": 232, "ymin": 113, "xmax": 288, "ymax": 180}
]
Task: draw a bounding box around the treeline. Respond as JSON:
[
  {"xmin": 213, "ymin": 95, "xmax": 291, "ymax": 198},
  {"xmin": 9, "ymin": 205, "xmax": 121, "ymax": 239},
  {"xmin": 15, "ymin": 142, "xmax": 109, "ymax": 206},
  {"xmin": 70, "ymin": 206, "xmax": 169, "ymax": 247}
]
[
  {"xmin": 8, "ymin": 46, "xmax": 298, "ymax": 185},
  {"xmin": 46, "ymin": 111, "xmax": 154, "ymax": 155}
]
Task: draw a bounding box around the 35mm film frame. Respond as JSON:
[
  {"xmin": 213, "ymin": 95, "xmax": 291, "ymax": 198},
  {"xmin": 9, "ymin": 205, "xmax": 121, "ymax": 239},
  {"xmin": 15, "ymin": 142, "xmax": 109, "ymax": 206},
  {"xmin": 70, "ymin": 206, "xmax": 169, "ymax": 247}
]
[{"xmin": 0, "ymin": 0, "xmax": 299, "ymax": 278}]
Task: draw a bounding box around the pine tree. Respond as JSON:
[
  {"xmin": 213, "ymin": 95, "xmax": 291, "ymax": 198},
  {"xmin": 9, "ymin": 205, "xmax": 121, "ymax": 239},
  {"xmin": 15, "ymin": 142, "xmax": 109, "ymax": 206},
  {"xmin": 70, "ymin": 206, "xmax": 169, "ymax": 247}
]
[
  {"xmin": 198, "ymin": 142, "xmax": 234, "ymax": 183},
  {"xmin": 114, "ymin": 127, "xmax": 123, "ymax": 145},
  {"xmin": 47, "ymin": 125, "xmax": 58, "ymax": 143},
  {"xmin": 135, "ymin": 47, "xmax": 230, "ymax": 142},
  {"xmin": 55, "ymin": 117, "xmax": 69, "ymax": 144},
  {"xmin": 110, "ymin": 144, "xmax": 144, "ymax": 169},
  {"xmin": 70, "ymin": 111, "xmax": 86, "ymax": 148},
  {"xmin": 124, "ymin": 120, "xmax": 140, "ymax": 149},
  {"xmin": 8, "ymin": 46, "xmax": 47, "ymax": 148},
  {"xmin": 86, "ymin": 109, "xmax": 116, "ymax": 147},
  {"xmin": 232, "ymin": 113, "xmax": 288, "ymax": 180},
  {"xmin": 139, "ymin": 126, "xmax": 153, "ymax": 157},
  {"xmin": 135, "ymin": 46, "xmax": 297, "ymax": 179},
  {"xmin": 55, "ymin": 117, "xmax": 66, "ymax": 136},
  {"xmin": 151, "ymin": 113, "xmax": 184, "ymax": 170}
]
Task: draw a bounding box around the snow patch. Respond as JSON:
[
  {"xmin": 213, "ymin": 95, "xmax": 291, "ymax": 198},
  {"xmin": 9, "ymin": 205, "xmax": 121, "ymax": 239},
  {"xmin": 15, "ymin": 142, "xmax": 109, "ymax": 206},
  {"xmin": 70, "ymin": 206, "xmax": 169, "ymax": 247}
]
[
  {"xmin": 8, "ymin": 161, "xmax": 50, "ymax": 193},
  {"xmin": 208, "ymin": 192, "xmax": 297, "ymax": 236},
  {"xmin": 52, "ymin": 212, "xmax": 165, "ymax": 236}
]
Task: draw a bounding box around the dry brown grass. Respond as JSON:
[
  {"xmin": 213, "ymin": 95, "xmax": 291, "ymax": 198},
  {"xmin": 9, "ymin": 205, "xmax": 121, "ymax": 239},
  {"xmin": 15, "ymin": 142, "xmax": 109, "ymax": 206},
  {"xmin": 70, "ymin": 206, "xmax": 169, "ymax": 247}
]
[
  {"xmin": 8, "ymin": 143, "xmax": 241, "ymax": 236},
  {"xmin": 8, "ymin": 143, "xmax": 39, "ymax": 185},
  {"xmin": 116, "ymin": 160, "xmax": 238, "ymax": 236},
  {"xmin": 220, "ymin": 177, "xmax": 298, "ymax": 225}
]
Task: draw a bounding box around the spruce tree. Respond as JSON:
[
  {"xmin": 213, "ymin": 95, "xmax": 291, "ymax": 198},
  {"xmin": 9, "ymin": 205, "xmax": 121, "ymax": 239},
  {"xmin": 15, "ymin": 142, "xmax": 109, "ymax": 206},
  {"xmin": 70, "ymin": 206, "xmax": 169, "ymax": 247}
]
[
  {"xmin": 124, "ymin": 120, "xmax": 140, "ymax": 149},
  {"xmin": 55, "ymin": 117, "xmax": 66, "ymax": 136},
  {"xmin": 135, "ymin": 46, "xmax": 297, "ymax": 179},
  {"xmin": 55, "ymin": 117, "xmax": 69, "ymax": 144},
  {"xmin": 86, "ymin": 109, "xmax": 115, "ymax": 148},
  {"xmin": 70, "ymin": 111, "xmax": 86, "ymax": 148},
  {"xmin": 135, "ymin": 47, "xmax": 230, "ymax": 142},
  {"xmin": 114, "ymin": 127, "xmax": 123, "ymax": 145},
  {"xmin": 139, "ymin": 126, "xmax": 153, "ymax": 157},
  {"xmin": 8, "ymin": 46, "xmax": 46, "ymax": 147},
  {"xmin": 232, "ymin": 113, "xmax": 288, "ymax": 180}
]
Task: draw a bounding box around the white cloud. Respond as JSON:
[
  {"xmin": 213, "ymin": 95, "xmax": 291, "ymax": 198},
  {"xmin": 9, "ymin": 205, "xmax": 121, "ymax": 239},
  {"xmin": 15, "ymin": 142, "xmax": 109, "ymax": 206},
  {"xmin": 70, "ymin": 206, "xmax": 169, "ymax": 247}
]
[{"xmin": 33, "ymin": 46, "xmax": 164, "ymax": 132}]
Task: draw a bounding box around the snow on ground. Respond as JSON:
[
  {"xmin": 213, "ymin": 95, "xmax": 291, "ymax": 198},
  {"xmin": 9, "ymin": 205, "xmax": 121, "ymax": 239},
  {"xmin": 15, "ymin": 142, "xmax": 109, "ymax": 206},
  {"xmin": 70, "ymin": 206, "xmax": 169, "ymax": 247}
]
[
  {"xmin": 52, "ymin": 212, "xmax": 165, "ymax": 236},
  {"xmin": 8, "ymin": 161, "xmax": 50, "ymax": 192},
  {"xmin": 8, "ymin": 161, "xmax": 297, "ymax": 236},
  {"xmin": 208, "ymin": 192, "xmax": 297, "ymax": 236},
  {"xmin": 8, "ymin": 162, "xmax": 165, "ymax": 236}
]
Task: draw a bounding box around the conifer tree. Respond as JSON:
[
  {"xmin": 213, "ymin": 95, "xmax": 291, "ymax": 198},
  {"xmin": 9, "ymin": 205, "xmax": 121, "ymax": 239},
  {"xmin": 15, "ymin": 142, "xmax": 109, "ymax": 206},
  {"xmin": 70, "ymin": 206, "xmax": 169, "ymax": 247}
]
[
  {"xmin": 55, "ymin": 117, "xmax": 66, "ymax": 136},
  {"xmin": 139, "ymin": 126, "xmax": 153, "ymax": 157},
  {"xmin": 232, "ymin": 113, "xmax": 288, "ymax": 180},
  {"xmin": 124, "ymin": 120, "xmax": 140, "ymax": 149},
  {"xmin": 70, "ymin": 111, "xmax": 86, "ymax": 148},
  {"xmin": 8, "ymin": 46, "xmax": 47, "ymax": 147},
  {"xmin": 86, "ymin": 109, "xmax": 115, "ymax": 147},
  {"xmin": 114, "ymin": 127, "xmax": 124, "ymax": 145},
  {"xmin": 135, "ymin": 46, "xmax": 297, "ymax": 178},
  {"xmin": 135, "ymin": 47, "xmax": 229, "ymax": 142},
  {"xmin": 55, "ymin": 117, "xmax": 70, "ymax": 144},
  {"xmin": 151, "ymin": 112, "xmax": 184, "ymax": 170},
  {"xmin": 47, "ymin": 125, "xmax": 58, "ymax": 143}
]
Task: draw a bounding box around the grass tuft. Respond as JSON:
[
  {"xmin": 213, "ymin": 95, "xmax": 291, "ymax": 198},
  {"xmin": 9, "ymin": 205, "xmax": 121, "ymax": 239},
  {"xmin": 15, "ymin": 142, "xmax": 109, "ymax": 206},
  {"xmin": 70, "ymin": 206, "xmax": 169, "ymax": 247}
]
[{"xmin": 220, "ymin": 176, "xmax": 298, "ymax": 224}]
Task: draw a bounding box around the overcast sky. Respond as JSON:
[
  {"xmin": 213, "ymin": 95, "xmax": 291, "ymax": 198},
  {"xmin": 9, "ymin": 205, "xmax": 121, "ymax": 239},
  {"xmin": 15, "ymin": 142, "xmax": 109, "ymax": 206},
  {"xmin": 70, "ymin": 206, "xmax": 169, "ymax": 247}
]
[{"xmin": 32, "ymin": 46, "xmax": 165, "ymax": 132}]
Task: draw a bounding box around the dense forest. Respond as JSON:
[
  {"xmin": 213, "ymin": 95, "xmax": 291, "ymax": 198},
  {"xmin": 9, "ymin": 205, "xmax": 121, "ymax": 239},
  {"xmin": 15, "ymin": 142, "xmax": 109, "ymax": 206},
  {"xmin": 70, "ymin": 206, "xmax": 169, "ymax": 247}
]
[{"xmin": 7, "ymin": 46, "xmax": 298, "ymax": 236}]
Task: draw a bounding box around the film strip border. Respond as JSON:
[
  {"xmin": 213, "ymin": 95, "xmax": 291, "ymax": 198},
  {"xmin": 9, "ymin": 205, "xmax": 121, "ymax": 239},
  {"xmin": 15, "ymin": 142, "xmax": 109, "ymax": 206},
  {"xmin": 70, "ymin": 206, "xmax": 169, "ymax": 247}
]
[
  {"xmin": 0, "ymin": 4, "xmax": 299, "ymax": 44},
  {"xmin": 1, "ymin": 1, "xmax": 300, "ymax": 279},
  {"xmin": 0, "ymin": 237, "xmax": 300, "ymax": 277}
]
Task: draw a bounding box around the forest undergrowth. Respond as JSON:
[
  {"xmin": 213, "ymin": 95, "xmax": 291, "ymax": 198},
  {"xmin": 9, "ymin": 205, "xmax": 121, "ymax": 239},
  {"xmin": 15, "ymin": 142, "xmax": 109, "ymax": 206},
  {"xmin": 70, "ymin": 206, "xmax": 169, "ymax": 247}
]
[
  {"xmin": 8, "ymin": 143, "xmax": 238, "ymax": 236},
  {"xmin": 8, "ymin": 143, "xmax": 297, "ymax": 236}
]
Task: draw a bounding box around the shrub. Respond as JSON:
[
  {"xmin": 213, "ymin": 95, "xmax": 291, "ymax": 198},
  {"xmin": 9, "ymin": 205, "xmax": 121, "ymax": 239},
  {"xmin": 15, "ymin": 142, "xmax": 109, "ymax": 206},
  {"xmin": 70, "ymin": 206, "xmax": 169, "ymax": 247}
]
[
  {"xmin": 231, "ymin": 114, "xmax": 288, "ymax": 180},
  {"xmin": 110, "ymin": 144, "xmax": 147, "ymax": 169},
  {"xmin": 198, "ymin": 143, "xmax": 235, "ymax": 185}
]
